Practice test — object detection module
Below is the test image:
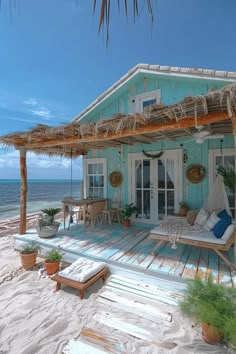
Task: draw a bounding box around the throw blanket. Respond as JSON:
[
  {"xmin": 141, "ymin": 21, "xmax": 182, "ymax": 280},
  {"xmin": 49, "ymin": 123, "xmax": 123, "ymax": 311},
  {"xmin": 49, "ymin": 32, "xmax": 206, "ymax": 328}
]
[{"xmin": 159, "ymin": 216, "xmax": 203, "ymax": 249}]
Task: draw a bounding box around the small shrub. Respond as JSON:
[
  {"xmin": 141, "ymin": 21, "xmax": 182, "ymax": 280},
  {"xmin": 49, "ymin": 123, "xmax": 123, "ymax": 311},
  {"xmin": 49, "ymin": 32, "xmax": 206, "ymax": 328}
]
[
  {"xmin": 45, "ymin": 249, "xmax": 63, "ymax": 263},
  {"xmin": 20, "ymin": 242, "xmax": 41, "ymax": 254},
  {"xmin": 179, "ymin": 274, "xmax": 236, "ymax": 346}
]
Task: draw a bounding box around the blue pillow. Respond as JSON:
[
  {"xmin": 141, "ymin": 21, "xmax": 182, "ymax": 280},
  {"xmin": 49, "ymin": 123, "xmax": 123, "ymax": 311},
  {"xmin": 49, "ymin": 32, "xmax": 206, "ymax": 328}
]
[
  {"xmin": 213, "ymin": 217, "xmax": 232, "ymax": 239},
  {"xmin": 218, "ymin": 209, "xmax": 231, "ymax": 219}
]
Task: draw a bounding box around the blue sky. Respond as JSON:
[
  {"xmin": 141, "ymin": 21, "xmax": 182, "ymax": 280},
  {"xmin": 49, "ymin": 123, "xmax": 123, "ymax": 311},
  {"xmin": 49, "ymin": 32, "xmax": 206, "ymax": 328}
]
[{"xmin": 0, "ymin": 0, "xmax": 235, "ymax": 179}]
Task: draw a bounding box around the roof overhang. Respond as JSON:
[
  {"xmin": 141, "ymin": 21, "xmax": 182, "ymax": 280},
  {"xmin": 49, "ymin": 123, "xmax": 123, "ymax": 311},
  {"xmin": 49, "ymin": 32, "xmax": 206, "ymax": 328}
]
[{"xmin": 71, "ymin": 64, "xmax": 236, "ymax": 123}]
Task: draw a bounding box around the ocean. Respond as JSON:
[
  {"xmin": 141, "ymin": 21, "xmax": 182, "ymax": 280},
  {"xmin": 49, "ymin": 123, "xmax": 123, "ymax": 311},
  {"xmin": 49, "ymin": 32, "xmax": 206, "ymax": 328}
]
[{"xmin": 0, "ymin": 179, "xmax": 82, "ymax": 220}]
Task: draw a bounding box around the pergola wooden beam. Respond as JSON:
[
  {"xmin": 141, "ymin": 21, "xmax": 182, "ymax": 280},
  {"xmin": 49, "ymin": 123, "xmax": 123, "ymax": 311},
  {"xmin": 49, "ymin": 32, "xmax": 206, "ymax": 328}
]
[
  {"xmin": 20, "ymin": 112, "xmax": 231, "ymax": 149},
  {"xmin": 19, "ymin": 148, "xmax": 27, "ymax": 235}
]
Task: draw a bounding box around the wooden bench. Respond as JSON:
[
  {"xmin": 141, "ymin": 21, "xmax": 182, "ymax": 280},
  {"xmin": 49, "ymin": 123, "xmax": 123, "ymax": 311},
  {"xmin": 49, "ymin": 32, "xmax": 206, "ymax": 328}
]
[
  {"xmin": 51, "ymin": 267, "xmax": 108, "ymax": 299},
  {"xmin": 149, "ymin": 229, "xmax": 236, "ymax": 271}
]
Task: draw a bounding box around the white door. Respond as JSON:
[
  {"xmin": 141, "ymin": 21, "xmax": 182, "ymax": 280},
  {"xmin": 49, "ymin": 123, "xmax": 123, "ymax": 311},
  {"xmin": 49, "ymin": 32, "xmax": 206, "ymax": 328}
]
[{"xmin": 129, "ymin": 150, "xmax": 182, "ymax": 224}]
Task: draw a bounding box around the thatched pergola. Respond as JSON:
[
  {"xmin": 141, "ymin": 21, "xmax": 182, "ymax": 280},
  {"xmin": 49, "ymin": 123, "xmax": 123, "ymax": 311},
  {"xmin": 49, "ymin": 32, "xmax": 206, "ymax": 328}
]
[{"xmin": 1, "ymin": 83, "xmax": 236, "ymax": 234}]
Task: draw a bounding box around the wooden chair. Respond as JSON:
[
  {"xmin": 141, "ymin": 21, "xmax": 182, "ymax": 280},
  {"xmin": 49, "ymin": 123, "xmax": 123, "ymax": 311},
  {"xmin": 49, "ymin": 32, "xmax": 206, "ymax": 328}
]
[
  {"xmin": 102, "ymin": 202, "xmax": 121, "ymax": 225},
  {"xmin": 85, "ymin": 201, "xmax": 106, "ymax": 227}
]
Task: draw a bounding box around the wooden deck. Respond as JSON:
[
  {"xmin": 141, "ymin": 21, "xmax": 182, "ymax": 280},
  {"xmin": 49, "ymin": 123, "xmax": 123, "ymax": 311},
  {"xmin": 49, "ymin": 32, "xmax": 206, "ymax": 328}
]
[{"xmin": 14, "ymin": 222, "xmax": 236, "ymax": 287}]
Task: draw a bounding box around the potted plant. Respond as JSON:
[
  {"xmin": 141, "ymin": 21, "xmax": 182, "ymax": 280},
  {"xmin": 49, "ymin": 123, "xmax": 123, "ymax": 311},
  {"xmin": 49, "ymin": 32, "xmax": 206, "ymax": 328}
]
[
  {"xmin": 36, "ymin": 208, "xmax": 61, "ymax": 238},
  {"xmin": 121, "ymin": 203, "xmax": 137, "ymax": 227},
  {"xmin": 179, "ymin": 201, "xmax": 189, "ymax": 216},
  {"xmin": 20, "ymin": 242, "xmax": 41, "ymax": 270},
  {"xmin": 44, "ymin": 249, "xmax": 63, "ymax": 275},
  {"xmin": 179, "ymin": 275, "xmax": 236, "ymax": 346}
]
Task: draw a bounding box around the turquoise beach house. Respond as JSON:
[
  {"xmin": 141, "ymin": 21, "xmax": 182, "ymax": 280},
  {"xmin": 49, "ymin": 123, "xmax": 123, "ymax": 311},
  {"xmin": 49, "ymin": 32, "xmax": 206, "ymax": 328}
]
[{"xmin": 72, "ymin": 64, "xmax": 236, "ymax": 223}]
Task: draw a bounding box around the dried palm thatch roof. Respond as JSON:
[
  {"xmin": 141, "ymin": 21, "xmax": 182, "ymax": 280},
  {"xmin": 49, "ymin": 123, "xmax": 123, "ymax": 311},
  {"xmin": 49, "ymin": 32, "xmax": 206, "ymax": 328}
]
[{"xmin": 1, "ymin": 83, "xmax": 236, "ymax": 157}]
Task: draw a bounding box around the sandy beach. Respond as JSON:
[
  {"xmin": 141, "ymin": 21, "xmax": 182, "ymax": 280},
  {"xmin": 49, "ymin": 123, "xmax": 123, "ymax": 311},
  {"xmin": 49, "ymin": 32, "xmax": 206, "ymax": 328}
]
[{"xmin": 0, "ymin": 217, "xmax": 235, "ymax": 354}]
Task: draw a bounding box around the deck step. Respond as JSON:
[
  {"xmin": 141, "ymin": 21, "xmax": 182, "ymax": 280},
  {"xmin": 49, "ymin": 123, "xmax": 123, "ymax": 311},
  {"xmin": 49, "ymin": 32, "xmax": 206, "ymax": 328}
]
[
  {"xmin": 93, "ymin": 311, "xmax": 177, "ymax": 350},
  {"xmin": 104, "ymin": 276, "xmax": 181, "ymax": 307},
  {"xmin": 63, "ymin": 338, "xmax": 109, "ymax": 354}
]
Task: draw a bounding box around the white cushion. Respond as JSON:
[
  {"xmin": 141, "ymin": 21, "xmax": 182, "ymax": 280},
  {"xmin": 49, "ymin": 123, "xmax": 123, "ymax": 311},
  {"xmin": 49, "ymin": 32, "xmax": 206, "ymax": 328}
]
[
  {"xmin": 221, "ymin": 224, "xmax": 235, "ymax": 242},
  {"xmin": 203, "ymin": 211, "xmax": 220, "ymax": 231},
  {"xmin": 59, "ymin": 257, "xmax": 106, "ymax": 283},
  {"xmin": 150, "ymin": 226, "xmax": 227, "ymax": 245},
  {"xmin": 194, "ymin": 208, "xmax": 209, "ymax": 226}
]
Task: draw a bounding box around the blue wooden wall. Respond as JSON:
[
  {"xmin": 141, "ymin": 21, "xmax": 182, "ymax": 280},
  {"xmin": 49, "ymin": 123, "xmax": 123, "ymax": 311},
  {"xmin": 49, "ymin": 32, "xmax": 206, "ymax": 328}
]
[{"xmin": 82, "ymin": 73, "xmax": 234, "ymax": 211}]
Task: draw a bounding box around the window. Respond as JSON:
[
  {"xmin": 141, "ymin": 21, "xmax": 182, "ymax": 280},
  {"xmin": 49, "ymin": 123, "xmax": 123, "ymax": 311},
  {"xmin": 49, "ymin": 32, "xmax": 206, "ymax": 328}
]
[
  {"xmin": 84, "ymin": 158, "xmax": 107, "ymax": 198},
  {"xmin": 135, "ymin": 89, "xmax": 161, "ymax": 113},
  {"xmin": 209, "ymin": 149, "xmax": 235, "ymax": 216}
]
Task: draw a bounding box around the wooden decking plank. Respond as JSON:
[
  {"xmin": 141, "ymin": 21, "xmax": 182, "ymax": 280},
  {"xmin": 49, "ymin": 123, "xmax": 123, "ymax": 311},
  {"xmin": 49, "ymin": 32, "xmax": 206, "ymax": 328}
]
[
  {"xmin": 120, "ymin": 236, "xmax": 160, "ymax": 266},
  {"xmin": 109, "ymin": 275, "xmax": 183, "ymax": 300},
  {"xmin": 207, "ymin": 250, "xmax": 220, "ymax": 284},
  {"xmin": 127, "ymin": 240, "xmax": 159, "ymax": 267},
  {"xmin": 148, "ymin": 242, "xmax": 175, "ymax": 272},
  {"xmin": 97, "ymin": 297, "xmax": 172, "ymax": 327},
  {"xmin": 94, "ymin": 312, "xmax": 177, "ymax": 350},
  {"xmin": 170, "ymin": 245, "xmax": 192, "ymax": 277},
  {"xmin": 105, "ymin": 282, "xmax": 178, "ymax": 307},
  {"xmin": 218, "ymin": 254, "xmax": 233, "ymax": 287},
  {"xmin": 97, "ymin": 230, "xmax": 149, "ymax": 259},
  {"xmin": 196, "ymin": 248, "xmax": 209, "ymax": 281},
  {"xmin": 63, "ymin": 339, "xmax": 109, "ymax": 354},
  {"xmin": 80, "ymin": 327, "xmax": 126, "ymax": 353},
  {"xmin": 181, "ymin": 246, "xmax": 201, "ymax": 279},
  {"xmin": 157, "ymin": 244, "xmax": 186, "ymax": 274},
  {"xmin": 98, "ymin": 289, "xmax": 172, "ymax": 322},
  {"xmin": 82, "ymin": 230, "xmax": 133, "ymax": 257},
  {"xmin": 108, "ymin": 231, "xmax": 149, "ymax": 261}
]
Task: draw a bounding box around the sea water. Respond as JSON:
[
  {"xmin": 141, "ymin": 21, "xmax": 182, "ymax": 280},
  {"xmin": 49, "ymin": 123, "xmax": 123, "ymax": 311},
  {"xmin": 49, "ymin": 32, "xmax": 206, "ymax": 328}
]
[{"xmin": 0, "ymin": 179, "xmax": 81, "ymax": 220}]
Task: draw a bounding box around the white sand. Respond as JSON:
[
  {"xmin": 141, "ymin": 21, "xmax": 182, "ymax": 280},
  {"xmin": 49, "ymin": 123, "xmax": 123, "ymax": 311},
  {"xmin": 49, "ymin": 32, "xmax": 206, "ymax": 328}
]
[{"xmin": 0, "ymin": 232, "xmax": 234, "ymax": 353}]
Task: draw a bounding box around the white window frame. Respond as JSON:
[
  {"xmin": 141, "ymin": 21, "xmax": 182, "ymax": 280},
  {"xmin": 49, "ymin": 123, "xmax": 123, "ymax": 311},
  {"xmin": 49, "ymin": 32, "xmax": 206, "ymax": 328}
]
[
  {"xmin": 83, "ymin": 158, "xmax": 107, "ymax": 198},
  {"xmin": 135, "ymin": 89, "xmax": 161, "ymax": 113}
]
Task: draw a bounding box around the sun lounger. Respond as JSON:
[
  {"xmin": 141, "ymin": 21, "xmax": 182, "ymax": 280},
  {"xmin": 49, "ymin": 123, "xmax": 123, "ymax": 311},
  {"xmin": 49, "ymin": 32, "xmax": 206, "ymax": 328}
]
[
  {"xmin": 51, "ymin": 257, "xmax": 108, "ymax": 299},
  {"xmin": 149, "ymin": 225, "xmax": 236, "ymax": 270}
]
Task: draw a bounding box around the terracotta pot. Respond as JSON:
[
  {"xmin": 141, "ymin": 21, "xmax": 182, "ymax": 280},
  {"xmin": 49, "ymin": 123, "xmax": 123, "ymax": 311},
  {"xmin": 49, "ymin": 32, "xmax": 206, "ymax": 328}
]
[
  {"xmin": 20, "ymin": 252, "xmax": 37, "ymax": 270},
  {"xmin": 201, "ymin": 321, "xmax": 224, "ymax": 345},
  {"xmin": 123, "ymin": 220, "xmax": 131, "ymax": 227},
  {"xmin": 44, "ymin": 261, "xmax": 60, "ymax": 275},
  {"xmin": 179, "ymin": 207, "xmax": 188, "ymax": 217}
]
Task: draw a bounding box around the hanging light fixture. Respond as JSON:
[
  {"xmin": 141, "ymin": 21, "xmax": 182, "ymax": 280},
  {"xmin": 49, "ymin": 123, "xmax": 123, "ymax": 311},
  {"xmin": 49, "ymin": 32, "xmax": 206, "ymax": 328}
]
[{"xmin": 180, "ymin": 144, "xmax": 188, "ymax": 164}]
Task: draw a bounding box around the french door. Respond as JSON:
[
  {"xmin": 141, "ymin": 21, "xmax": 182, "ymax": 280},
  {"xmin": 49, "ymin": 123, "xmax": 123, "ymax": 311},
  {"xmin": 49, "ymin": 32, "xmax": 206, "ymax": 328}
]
[{"xmin": 129, "ymin": 151, "xmax": 182, "ymax": 224}]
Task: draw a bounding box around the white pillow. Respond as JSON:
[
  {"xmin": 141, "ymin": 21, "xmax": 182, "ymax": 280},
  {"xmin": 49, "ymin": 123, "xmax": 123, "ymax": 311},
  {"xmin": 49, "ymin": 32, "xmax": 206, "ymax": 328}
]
[
  {"xmin": 194, "ymin": 208, "xmax": 209, "ymax": 226},
  {"xmin": 221, "ymin": 224, "xmax": 235, "ymax": 242},
  {"xmin": 203, "ymin": 211, "xmax": 220, "ymax": 231}
]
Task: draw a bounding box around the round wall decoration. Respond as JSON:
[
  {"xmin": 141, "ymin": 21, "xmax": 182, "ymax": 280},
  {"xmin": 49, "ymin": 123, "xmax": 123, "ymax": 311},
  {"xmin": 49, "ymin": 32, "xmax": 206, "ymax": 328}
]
[
  {"xmin": 186, "ymin": 164, "xmax": 206, "ymax": 184},
  {"xmin": 109, "ymin": 171, "xmax": 123, "ymax": 188}
]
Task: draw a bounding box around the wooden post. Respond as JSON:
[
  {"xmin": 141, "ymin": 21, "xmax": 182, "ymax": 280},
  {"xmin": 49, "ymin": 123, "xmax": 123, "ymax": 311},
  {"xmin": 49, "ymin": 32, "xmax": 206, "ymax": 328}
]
[{"xmin": 19, "ymin": 148, "xmax": 27, "ymax": 234}]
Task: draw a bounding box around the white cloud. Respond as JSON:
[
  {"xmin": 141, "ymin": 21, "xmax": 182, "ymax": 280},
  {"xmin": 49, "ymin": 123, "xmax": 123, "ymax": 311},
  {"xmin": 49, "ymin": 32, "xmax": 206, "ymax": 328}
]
[
  {"xmin": 30, "ymin": 109, "xmax": 54, "ymax": 119},
  {"xmin": 24, "ymin": 98, "xmax": 38, "ymax": 106},
  {"xmin": 24, "ymin": 97, "xmax": 54, "ymax": 120}
]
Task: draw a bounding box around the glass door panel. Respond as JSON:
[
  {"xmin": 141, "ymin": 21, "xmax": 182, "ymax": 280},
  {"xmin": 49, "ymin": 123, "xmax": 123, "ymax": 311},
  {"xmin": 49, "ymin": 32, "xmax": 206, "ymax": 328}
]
[{"xmin": 134, "ymin": 159, "xmax": 153, "ymax": 222}]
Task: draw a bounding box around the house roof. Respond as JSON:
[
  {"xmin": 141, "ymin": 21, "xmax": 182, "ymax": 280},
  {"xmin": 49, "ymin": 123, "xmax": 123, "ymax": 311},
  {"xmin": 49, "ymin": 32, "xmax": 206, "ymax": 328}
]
[
  {"xmin": 1, "ymin": 83, "xmax": 236, "ymax": 157},
  {"xmin": 72, "ymin": 64, "xmax": 236, "ymax": 123}
]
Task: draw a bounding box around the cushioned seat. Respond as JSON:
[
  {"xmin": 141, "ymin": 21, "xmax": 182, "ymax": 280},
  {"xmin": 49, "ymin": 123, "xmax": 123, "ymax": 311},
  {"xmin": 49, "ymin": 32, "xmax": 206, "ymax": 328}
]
[
  {"xmin": 51, "ymin": 257, "xmax": 108, "ymax": 299},
  {"xmin": 58, "ymin": 257, "xmax": 106, "ymax": 283},
  {"xmin": 150, "ymin": 226, "xmax": 227, "ymax": 245}
]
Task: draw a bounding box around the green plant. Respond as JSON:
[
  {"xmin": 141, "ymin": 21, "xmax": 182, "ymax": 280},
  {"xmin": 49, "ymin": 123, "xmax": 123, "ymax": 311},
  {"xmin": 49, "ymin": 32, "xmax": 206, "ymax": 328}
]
[
  {"xmin": 217, "ymin": 165, "xmax": 236, "ymax": 194},
  {"xmin": 40, "ymin": 208, "xmax": 61, "ymax": 225},
  {"xmin": 121, "ymin": 203, "xmax": 137, "ymax": 221},
  {"xmin": 45, "ymin": 249, "xmax": 63, "ymax": 263},
  {"xmin": 179, "ymin": 201, "xmax": 189, "ymax": 209},
  {"xmin": 20, "ymin": 242, "xmax": 41, "ymax": 254},
  {"xmin": 180, "ymin": 275, "xmax": 236, "ymax": 346}
]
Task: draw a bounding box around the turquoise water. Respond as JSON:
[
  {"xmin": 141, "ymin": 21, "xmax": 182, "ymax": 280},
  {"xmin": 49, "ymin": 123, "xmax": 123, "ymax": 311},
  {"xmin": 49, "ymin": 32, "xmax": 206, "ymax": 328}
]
[{"xmin": 0, "ymin": 179, "xmax": 82, "ymax": 220}]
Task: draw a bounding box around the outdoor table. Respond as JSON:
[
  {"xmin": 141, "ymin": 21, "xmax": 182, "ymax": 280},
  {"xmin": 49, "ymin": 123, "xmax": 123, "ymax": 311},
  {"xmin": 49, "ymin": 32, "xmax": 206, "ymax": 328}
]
[{"xmin": 62, "ymin": 197, "xmax": 107, "ymax": 230}]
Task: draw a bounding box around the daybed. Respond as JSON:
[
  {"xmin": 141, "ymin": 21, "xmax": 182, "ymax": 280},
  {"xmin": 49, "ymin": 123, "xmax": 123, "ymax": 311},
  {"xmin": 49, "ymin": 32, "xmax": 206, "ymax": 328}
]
[{"xmin": 149, "ymin": 223, "xmax": 236, "ymax": 271}]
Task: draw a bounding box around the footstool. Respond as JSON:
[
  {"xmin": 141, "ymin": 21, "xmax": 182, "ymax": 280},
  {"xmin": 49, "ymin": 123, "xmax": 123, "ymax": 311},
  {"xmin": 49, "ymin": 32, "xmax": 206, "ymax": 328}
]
[{"xmin": 51, "ymin": 257, "xmax": 108, "ymax": 299}]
